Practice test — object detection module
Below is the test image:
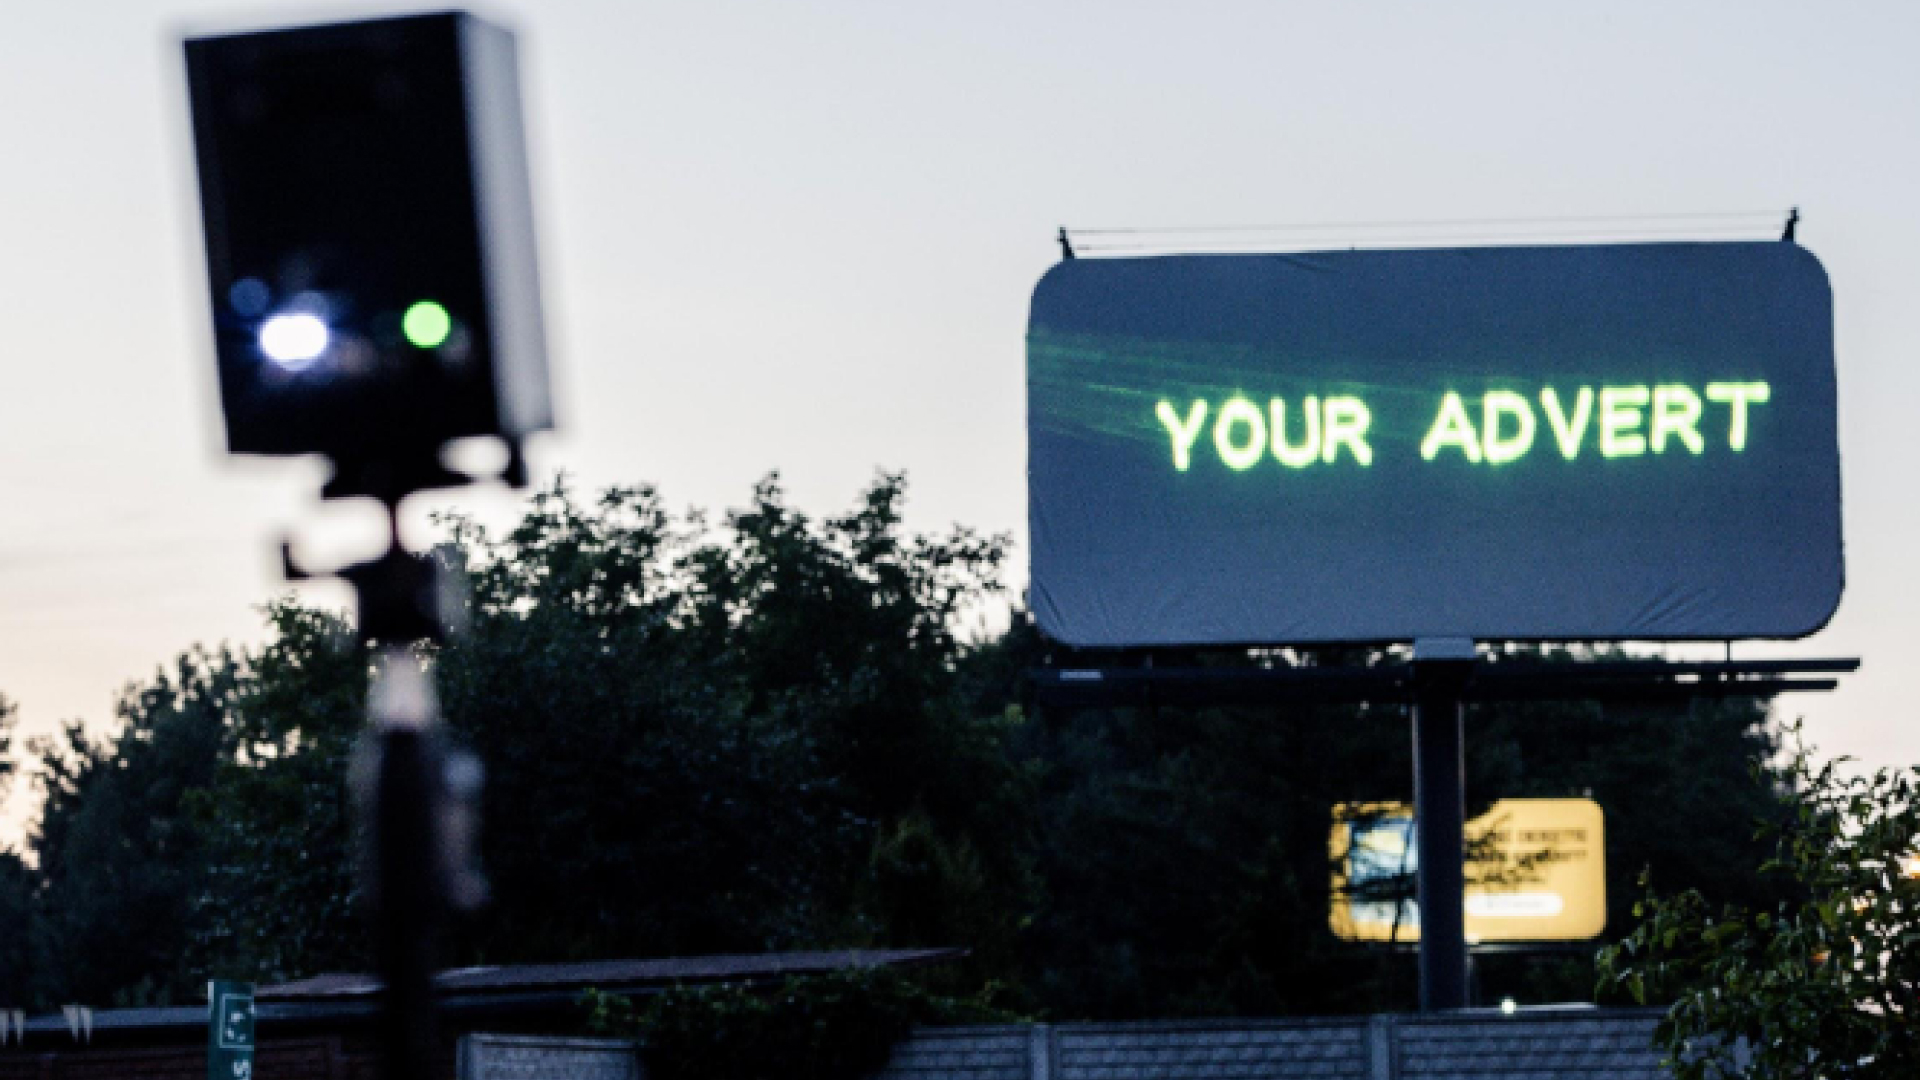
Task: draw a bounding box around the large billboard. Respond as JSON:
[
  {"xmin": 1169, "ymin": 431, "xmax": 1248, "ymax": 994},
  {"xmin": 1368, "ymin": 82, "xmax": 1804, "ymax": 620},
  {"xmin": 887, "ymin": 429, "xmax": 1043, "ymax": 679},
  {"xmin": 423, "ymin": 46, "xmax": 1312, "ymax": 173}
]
[
  {"xmin": 1330, "ymin": 799, "xmax": 1606, "ymax": 943},
  {"xmin": 1027, "ymin": 242, "xmax": 1841, "ymax": 647}
]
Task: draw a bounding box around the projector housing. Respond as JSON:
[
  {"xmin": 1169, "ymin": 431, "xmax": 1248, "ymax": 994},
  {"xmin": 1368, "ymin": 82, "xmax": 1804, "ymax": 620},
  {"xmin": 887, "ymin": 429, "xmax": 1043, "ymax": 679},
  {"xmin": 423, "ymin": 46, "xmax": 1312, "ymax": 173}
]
[{"xmin": 185, "ymin": 11, "xmax": 551, "ymax": 467}]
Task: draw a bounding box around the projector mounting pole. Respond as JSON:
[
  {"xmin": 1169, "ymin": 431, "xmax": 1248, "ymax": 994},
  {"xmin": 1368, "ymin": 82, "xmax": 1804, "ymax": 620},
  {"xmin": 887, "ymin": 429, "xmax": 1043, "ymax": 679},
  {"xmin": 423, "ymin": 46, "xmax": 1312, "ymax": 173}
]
[
  {"xmin": 365, "ymin": 639, "xmax": 445, "ymax": 1080},
  {"xmin": 1411, "ymin": 637, "xmax": 1474, "ymax": 1012},
  {"xmin": 289, "ymin": 479, "xmax": 481, "ymax": 1080},
  {"xmin": 185, "ymin": 13, "xmax": 545, "ymax": 1076}
]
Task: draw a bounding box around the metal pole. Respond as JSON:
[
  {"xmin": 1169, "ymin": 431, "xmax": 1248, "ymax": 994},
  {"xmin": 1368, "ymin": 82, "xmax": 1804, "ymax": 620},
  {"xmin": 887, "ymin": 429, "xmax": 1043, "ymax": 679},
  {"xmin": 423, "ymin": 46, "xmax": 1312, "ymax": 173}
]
[
  {"xmin": 282, "ymin": 486, "xmax": 482, "ymax": 1080},
  {"xmin": 364, "ymin": 648, "xmax": 446, "ymax": 1080},
  {"xmin": 345, "ymin": 503, "xmax": 463, "ymax": 1080},
  {"xmin": 1411, "ymin": 639, "xmax": 1473, "ymax": 1012}
]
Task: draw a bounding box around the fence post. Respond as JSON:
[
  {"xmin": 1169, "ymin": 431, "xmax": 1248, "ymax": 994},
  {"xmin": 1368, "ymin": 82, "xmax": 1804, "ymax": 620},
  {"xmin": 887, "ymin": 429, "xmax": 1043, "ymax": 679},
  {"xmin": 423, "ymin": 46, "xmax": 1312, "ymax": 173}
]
[
  {"xmin": 1367, "ymin": 1015, "xmax": 1398, "ymax": 1080},
  {"xmin": 1028, "ymin": 1023, "xmax": 1052, "ymax": 1080}
]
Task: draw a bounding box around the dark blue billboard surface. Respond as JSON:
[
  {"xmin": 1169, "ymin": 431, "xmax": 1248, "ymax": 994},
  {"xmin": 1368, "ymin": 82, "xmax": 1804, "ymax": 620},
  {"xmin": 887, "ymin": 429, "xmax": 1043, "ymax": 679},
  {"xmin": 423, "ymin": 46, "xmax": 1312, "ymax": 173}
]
[{"xmin": 1027, "ymin": 242, "xmax": 1842, "ymax": 646}]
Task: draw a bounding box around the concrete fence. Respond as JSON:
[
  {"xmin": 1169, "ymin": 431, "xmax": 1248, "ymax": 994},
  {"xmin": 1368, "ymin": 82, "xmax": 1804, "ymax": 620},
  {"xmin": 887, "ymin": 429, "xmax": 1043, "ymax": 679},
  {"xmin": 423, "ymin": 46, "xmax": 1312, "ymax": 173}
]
[
  {"xmin": 459, "ymin": 1034, "xmax": 642, "ymax": 1080},
  {"xmin": 456, "ymin": 1010, "xmax": 1669, "ymax": 1080}
]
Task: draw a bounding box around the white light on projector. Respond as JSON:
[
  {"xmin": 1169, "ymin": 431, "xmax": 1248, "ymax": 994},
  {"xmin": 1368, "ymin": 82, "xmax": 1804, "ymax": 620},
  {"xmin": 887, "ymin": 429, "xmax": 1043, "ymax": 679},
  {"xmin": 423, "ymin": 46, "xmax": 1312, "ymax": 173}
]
[{"xmin": 258, "ymin": 313, "xmax": 329, "ymax": 369}]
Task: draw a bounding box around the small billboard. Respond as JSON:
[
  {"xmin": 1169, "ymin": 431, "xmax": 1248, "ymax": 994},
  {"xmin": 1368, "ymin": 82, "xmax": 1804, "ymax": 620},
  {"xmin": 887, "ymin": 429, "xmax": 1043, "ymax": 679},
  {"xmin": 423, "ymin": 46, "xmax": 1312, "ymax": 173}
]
[
  {"xmin": 1027, "ymin": 242, "xmax": 1841, "ymax": 647},
  {"xmin": 1329, "ymin": 798, "xmax": 1606, "ymax": 943}
]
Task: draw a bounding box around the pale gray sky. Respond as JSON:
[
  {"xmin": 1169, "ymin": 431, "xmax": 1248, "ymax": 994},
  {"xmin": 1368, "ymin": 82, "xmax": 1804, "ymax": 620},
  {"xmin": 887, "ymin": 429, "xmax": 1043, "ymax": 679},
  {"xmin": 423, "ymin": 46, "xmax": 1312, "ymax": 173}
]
[{"xmin": 1, "ymin": 0, "xmax": 1916, "ymax": 840}]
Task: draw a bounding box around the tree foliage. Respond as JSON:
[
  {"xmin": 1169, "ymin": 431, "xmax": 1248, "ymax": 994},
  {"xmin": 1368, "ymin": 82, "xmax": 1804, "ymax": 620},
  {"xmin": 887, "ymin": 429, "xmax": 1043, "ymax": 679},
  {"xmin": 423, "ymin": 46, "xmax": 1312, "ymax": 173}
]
[
  {"xmin": 1598, "ymin": 728, "xmax": 1920, "ymax": 1079},
  {"xmin": 434, "ymin": 474, "xmax": 1025, "ymax": 968},
  {"xmin": 585, "ymin": 967, "xmax": 1018, "ymax": 1080},
  {"xmin": 190, "ymin": 603, "xmax": 369, "ymax": 984},
  {"xmin": 0, "ymin": 694, "xmax": 14, "ymax": 798},
  {"xmin": 997, "ymin": 639, "xmax": 1785, "ymax": 1017},
  {"xmin": 28, "ymin": 650, "xmax": 237, "ymax": 1005},
  {"xmin": 0, "ymin": 696, "xmax": 30, "ymax": 1003},
  {"xmin": 6, "ymin": 473, "xmax": 1025, "ymax": 1006},
  {"xmin": 1, "ymin": 473, "xmax": 1791, "ymax": 1023}
]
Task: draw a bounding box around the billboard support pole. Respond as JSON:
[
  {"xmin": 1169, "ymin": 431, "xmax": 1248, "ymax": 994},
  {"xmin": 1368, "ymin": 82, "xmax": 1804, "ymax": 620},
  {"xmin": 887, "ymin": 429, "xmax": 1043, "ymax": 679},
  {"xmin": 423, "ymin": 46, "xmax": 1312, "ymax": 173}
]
[{"xmin": 1412, "ymin": 638, "xmax": 1475, "ymax": 1012}]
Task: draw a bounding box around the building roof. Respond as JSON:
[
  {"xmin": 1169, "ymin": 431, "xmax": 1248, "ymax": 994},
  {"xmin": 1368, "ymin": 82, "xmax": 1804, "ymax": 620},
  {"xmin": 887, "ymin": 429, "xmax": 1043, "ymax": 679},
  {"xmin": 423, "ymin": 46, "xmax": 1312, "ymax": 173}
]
[
  {"xmin": 6, "ymin": 948, "xmax": 967, "ymax": 1042},
  {"xmin": 261, "ymin": 947, "xmax": 967, "ymax": 1001}
]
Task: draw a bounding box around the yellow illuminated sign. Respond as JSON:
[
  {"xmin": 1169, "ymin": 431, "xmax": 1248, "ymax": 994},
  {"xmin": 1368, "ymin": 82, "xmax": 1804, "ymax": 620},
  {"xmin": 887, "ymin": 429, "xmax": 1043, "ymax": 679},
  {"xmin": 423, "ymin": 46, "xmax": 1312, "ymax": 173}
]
[{"xmin": 1329, "ymin": 798, "xmax": 1606, "ymax": 943}]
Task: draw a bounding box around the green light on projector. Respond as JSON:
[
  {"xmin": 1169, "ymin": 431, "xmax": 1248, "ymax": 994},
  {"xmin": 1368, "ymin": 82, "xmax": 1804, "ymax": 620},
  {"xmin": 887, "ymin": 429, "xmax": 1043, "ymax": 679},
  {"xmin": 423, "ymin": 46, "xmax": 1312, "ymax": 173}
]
[{"xmin": 402, "ymin": 301, "xmax": 453, "ymax": 349}]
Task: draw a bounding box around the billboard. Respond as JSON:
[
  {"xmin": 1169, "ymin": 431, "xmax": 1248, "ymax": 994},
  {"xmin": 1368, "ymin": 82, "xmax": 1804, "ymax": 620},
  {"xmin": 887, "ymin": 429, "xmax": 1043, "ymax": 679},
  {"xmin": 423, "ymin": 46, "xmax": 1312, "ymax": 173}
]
[
  {"xmin": 1027, "ymin": 243, "xmax": 1842, "ymax": 647},
  {"xmin": 1330, "ymin": 798, "xmax": 1606, "ymax": 943}
]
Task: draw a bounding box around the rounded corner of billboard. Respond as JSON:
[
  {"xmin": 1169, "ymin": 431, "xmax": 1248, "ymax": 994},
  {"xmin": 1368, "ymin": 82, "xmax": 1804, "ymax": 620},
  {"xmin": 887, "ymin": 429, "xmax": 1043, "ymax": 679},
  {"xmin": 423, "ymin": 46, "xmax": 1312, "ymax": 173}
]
[
  {"xmin": 1029, "ymin": 603, "xmax": 1092, "ymax": 649},
  {"xmin": 1779, "ymin": 580, "xmax": 1845, "ymax": 642},
  {"xmin": 1802, "ymin": 600, "xmax": 1845, "ymax": 641},
  {"xmin": 1775, "ymin": 241, "xmax": 1834, "ymax": 297},
  {"xmin": 1030, "ymin": 259, "xmax": 1084, "ymax": 306}
]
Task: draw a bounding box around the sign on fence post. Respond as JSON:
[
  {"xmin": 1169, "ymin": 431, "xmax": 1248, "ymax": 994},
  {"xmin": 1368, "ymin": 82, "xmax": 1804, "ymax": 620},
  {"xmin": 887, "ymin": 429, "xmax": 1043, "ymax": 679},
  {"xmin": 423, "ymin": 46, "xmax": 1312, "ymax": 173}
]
[{"xmin": 207, "ymin": 980, "xmax": 255, "ymax": 1080}]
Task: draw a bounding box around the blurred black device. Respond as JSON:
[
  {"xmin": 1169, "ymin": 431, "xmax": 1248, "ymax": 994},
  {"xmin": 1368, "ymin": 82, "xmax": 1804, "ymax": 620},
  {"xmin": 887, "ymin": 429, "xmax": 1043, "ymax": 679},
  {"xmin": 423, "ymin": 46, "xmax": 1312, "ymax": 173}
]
[{"xmin": 185, "ymin": 11, "xmax": 549, "ymax": 490}]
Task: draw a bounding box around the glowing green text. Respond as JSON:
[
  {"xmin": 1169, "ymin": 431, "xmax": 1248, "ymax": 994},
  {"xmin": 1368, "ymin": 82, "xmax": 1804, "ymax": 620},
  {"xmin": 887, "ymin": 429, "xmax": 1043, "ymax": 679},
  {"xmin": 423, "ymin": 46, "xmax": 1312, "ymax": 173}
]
[
  {"xmin": 1158, "ymin": 382, "xmax": 1771, "ymax": 471},
  {"xmin": 1420, "ymin": 383, "xmax": 1769, "ymax": 463},
  {"xmin": 1158, "ymin": 395, "xmax": 1375, "ymax": 472}
]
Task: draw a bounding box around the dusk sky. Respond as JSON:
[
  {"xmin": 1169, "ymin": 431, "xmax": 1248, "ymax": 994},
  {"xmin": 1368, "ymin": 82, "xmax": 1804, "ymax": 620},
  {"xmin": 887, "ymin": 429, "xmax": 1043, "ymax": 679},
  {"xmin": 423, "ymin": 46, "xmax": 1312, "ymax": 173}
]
[{"xmin": 2, "ymin": 0, "xmax": 1916, "ymax": 838}]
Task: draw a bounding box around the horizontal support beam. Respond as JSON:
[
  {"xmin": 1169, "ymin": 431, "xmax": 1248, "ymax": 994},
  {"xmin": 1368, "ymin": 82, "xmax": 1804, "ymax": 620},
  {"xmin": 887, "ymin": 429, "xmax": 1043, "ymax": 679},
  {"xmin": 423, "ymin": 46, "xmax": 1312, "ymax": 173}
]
[{"xmin": 1030, "ymin": 658, "xmax": 1857, "ymax": 709}]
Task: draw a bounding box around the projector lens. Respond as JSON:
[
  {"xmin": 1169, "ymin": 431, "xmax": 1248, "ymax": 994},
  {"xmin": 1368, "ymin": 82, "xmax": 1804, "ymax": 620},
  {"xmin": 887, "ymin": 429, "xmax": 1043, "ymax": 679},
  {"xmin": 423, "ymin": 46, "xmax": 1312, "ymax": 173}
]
[
  {"xmin": 403, "ymin": 301, "xmax": 452, "ymax": 349},
  {"xmin": 258, "ymin": 313, "xmax": 329, "ymax": 369}
]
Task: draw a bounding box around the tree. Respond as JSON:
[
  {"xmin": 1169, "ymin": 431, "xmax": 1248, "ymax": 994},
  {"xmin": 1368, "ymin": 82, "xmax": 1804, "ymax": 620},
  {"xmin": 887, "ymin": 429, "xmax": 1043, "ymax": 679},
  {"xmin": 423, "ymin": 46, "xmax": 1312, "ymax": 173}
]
[
  {"xmin": 22, "ymin": 473, "xmax": 1030, "ymax": 1001},
  {"xmin": 1468, "ymin": 648, "xmax": 1788, "ymax": 1004},
  {"xmin": 434, "ymin": 478, "xmax": 853, "ymax": 960},
  {"xmin": 189, "ymin": 602, "xmax": 369, "ymax": 984},
  {"xmin": 9, "ymin": 473, "xmax": 1792, "ymax": 1020},
  {"xmin": 1001, "ymin": 641, "xmax": 1420, "ymax": 1018},
  {"xmin": 433, "ymin": 472, "xmax": 1030, "ymax": 971},
  {"xmin": 23, "ymin": 606, "xmax": 367, "ymax": 1003},
  {"xmin": 997, "ymin": 640, "xmax": 1788, "ymax": 1017},
  {"xmin": 29, "ymin": 651, "xmax": 237, "ymax": 1005},
  {"xmin": 0, "ymin": 693, "xmax": 15, "ymax": 799},
  {"xmin": 0, "ymin": 851, "xmax": 32, "ymax": 1004},
  {"xmin": 1597, "ymin": 728, "xmax": 1920, "ymax": 1079},
  {"xmin": 0, "ymin": 695, "xmax": 31, "ymax": 1003}
]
